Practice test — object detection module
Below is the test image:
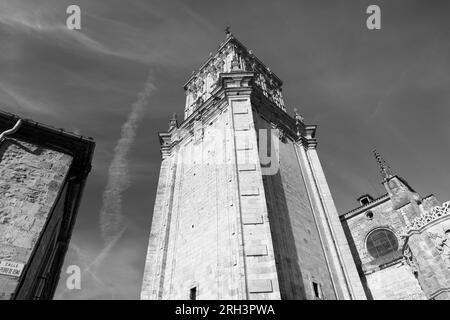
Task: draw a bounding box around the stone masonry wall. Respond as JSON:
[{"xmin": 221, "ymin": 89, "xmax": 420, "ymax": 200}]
[
  {"xmin": 140, "ymin": 154, "xmax": 176, "ymax": 299},
  {"xmin": 305, "ymin": 148, "xmax": 367, "ymax": 299},
  {"xmin": 160, "ymin": 107, "xmax": 242, "ymax": 299},
  {"xmin": 341, "ymin": 199, "xmax": 405, "ymax": 271},
  {"xmin": 142, "ymin": 96, "xmax": 282, "ymax": 300},
  {"xmin": 365, "ymin": 262, "xmax": 426, "ymax": 300},
  {"xmin": 407, "ymin": 214, "xmax": 450, "ymax": 300},
  {"xmin": 0, "ymin": 138, "xmax": 72, "ymax": 299},
  {"xmin": 230, "ymin": 97, "xmax": 280, "ymax": 300},
  {"xmin": 254, "ymin": 113, "xmax": 336, "ymax": 300}
]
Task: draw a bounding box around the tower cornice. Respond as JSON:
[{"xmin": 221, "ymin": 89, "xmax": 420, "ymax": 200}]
[
  {"xmin": 159, "ymin": 71, "xmax": 315, "ymax": 158},
  {"xmin": 183, "ymin": 34, "xmax": 286, "ymax": 118},
  {"xmin": 183, "ymin": 35, "xmax": 283, "ymax": 90}
]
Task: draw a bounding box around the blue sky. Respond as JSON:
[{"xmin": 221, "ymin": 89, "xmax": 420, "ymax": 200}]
[{"xmin": 0, "ymin": 0, "xmax": 449, "ymax": 299}]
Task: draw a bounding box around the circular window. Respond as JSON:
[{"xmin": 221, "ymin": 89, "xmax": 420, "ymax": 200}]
[{"xmin": 366, "ymin": 228, "xmax": 398, "ymax": 259}]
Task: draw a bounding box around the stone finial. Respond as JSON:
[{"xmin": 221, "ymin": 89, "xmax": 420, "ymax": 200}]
[
  {"xmin": 225, "ymin": 25, "xmax": 232, "ymax": 38},
  {"xmin": 169, "ymin": 113, "xmax": 178, "ymax": 130},
  {"xmin": 373, "ymin": 149, "xmax": 394, "ymax": 181},
  {"xmin": 293, "ymin": 108, "xmax": 304, "ymax": 122},
  {"xmin": 231, "ymin": 56, "xmax": 240, "ymax": 71}
]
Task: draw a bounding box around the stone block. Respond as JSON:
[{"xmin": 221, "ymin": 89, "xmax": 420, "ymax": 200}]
[
  {"xmin": 239, "ymin": 163, "xmax": 256, "ymax": 171},
  {"xmin": 240, "ymin": 187, "xmax": 260, "ymax": 196},
  {"xmin": 242, "ymin": 214, "xmax": 263, "ymax": 225},
  {"xmin": 248, "ymin": 279, "xmax": 273, "ymax": 293}
]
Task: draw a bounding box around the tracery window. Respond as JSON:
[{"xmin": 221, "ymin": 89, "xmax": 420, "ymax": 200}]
[{"xmin": 366, "ymin": 228, "xmax": 398, "ymax": 259}]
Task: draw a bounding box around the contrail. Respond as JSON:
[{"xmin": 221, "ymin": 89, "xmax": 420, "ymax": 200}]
[
  {"xmin": 100, "ymin": 74, "xmax": 155, "ymax": 244},
  {"xmin": 56, "ymin": 74, "xmax": 155, "ymax": 299}
]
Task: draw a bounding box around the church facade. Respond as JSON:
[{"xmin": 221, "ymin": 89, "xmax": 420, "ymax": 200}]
[
  {"xmin": 140, "ymin": 33, "xmax": 366, "ymax": 300},
  {"xmin": 340, "ymin": 151, "xmax": 450, "ymax": 300}
]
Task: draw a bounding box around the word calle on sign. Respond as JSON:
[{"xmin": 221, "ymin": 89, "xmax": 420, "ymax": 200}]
[{"xmin": 0, "ymin": 260, "xmax": 25, "ymax": 278}]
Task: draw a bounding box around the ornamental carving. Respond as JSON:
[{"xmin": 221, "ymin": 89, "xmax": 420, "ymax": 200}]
[
  {"xmin": 403, "ymin": 245, "xmax": 419, "ymax": 275},
  {"xmin": 277, "ymin": 126, "xmax": 287, "ymax": 143},
  {"xmin": 428, "ymin": 229, "xmax": 450, "ymax": 269},
  {"xmin": 184, "ymin": 37, "xmax": 286, "ymax": 119},
  {"xmin": 406, "ymin": 201, "xmax": 450, "ymax": 232}
]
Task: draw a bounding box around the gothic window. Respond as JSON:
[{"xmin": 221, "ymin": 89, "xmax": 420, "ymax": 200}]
[{"xmin": 366, "ymin": 228, "xmax": 398, "ymax": 259}]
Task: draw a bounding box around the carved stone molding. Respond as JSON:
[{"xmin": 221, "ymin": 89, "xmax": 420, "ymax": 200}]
[
  {"xmin": 406, "ymin": 201, "xmax": 450, "ymax": 232},
  {"xmin": 184, "ymin": 36, "xmax": 286, "ymax": 119},
  {"xmin": 428, "ymin": 230, "xmax": 450, "ymax": 269},
  {"xmin": 276, "ymin": 126, "xmax": 287, "ymax": 143},
  {"xmin": 403, "ymin": 244, "xmax": 419, "ymax": 275}
]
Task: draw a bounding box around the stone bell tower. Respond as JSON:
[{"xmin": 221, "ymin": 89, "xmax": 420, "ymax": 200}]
[{"xmin": 140, "ymin": 31, "xmax": 366, "ymax": 300}]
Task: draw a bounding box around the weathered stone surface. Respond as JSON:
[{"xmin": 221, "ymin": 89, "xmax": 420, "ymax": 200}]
[
  {"xmin": 248, "ymin": 279, "xmax": 273, "ymax": 293},
  {"xmin": 365, "ymin": 262, "xmax": 426, "ymax": 300},
  {"xmin": 0, "ymin": 138, "xmax": 72, "ymax": 299},
  {"xmin": 404, "ymin": 210, "xmax": 450, "ymax": 300}
]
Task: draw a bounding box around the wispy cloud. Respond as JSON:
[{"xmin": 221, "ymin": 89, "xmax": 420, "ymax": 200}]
[
  {"xmin": 55, "ymin": 74, "xmax": 156, "ymax": 299},
  {"xmin": 99, "ymin": 73, "xmax": 155, "ymax": 244},
  {"xmin": 0, "ymin": 82, "xmax": 55, "ymax": 116}
]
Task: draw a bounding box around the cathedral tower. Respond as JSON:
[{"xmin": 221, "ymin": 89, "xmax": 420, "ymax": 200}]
[{"xmin": 141, "ymin": 32, "xmax": 366, "ymax": 300}]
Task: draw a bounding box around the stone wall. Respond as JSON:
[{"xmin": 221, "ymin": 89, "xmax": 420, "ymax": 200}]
[
  {"xmin": 0, "ymin": 138, "xmax": 72, "ymax": 299},
  {"xmin": 163, "ymin": 108, "xmax": 240, "ymax": 299},
  {"xmin": 404, "ymin": 202, "xmax": 450, "ymax": 299},
  {"xmin": 142, "ymin": 96, "xmax": 281, "ymax": 300},
  {"xmin": 341, "ymin": 198, "xmax": 405, "ymax": 272},
  {"xmin": 255, "ymin": 113, "xmax": 336, "ymax": 300},
  {"xmin": 365, "ymin": 262, "xmax": 426, "ymax": 300}
]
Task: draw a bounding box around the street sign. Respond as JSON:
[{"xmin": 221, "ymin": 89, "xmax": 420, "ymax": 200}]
[{"xmin": 0, "ymin": 260, "xmax": 24, "ymax": 278}]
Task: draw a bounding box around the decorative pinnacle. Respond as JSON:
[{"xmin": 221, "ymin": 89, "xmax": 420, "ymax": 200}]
[
  {"xmin": 373, "ymin": 149, "xmax": 394, "ymax": 180},
  {"xmin": 293, "ymin": 108, "xmax": 304, "ymax": 122},
  {"xmin": 225, "ymin": 25, "xmax": 231, "ymax": 38},
  {"xmin": 169, "ymin": 112, "xmax": 178, "ymax": 130}
]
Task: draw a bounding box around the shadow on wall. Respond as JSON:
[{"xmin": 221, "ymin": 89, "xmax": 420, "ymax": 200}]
[
  {"xmin": 340, "ymin": 221, "xmax": 374, "ymax": 300},
  {"xmin": 262, "ymin": 168, "xmax": 307, "ymax": 299},
  {"xmin": 0, "ymin": 139, "xmax": 45, "ymax": 160}
]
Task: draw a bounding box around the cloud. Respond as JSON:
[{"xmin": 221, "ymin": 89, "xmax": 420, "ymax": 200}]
[{"xmin": 0, "ymin": 82, "xmax": 55, "ymax": 117}]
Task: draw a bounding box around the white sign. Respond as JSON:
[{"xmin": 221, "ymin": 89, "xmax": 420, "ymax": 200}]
[{"xmin": 0, "ymin": 260, "xmax": 25, "ymax": 278}]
